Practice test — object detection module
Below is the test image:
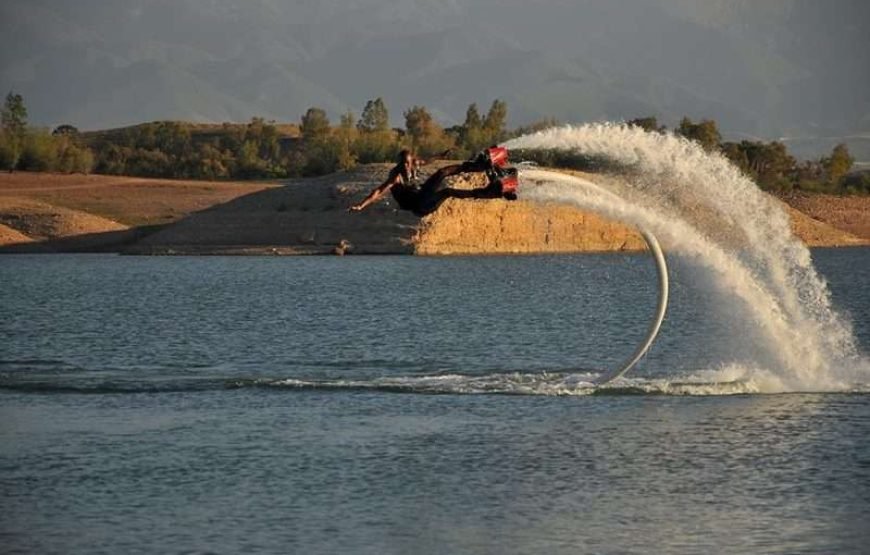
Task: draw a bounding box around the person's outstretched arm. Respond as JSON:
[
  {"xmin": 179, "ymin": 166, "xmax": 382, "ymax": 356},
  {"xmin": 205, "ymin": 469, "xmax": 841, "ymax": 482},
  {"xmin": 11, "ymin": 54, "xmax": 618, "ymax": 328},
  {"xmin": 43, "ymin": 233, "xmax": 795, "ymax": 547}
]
[{"xmin": 349, "ymin": 171, "xmax": 400, "ymax": 212}]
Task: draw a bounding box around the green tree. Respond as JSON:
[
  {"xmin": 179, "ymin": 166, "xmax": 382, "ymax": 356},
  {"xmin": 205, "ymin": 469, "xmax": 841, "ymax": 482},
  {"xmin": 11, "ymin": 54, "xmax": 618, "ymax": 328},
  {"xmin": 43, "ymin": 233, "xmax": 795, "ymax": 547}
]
[
  {"xmin": 821, "ymin": 143, "xmax": 854, "ymax": 185},
  {"xmin": 720, "ymin": 141, "xmax": 750, "ymax": 174},
  {"xmin": 17, "ymin": 130, "xmax": 58, "ymax": 171},
  {"xmin": 1, "ymin": 91, "xmax": 28, "ymax": 139},
  {"xmin": 95, "ymin": 144, "xmax": 131, "ymax": 175},
  {"xmin": 125, "ymin": 148, "xmax": 172, "ymax": 177},
  {"xmin": 459, "ymin": 103, "xmax": 485, "ymax": 153},
  {"xmin": 483, "ymin": 99, "xmax": 508, "ymax": 143},
  {"xmin": 334, "ymin": 111, "xmax": 358, "ymax": 171},
  {"xmin": 403, "ymin": 105, "xmax": 454, "ymax": 157},
  {"xmin": 195, "ymin": 143, "xmax": 232, "ymax": 179},
  {"xmin": 244, "ymin": 117, "xmax": 280, "ymax": 161},
  {"xmin": 236, "ymin": 140, "xmax": 270, "ymax": 178},
  {"xmin": 676, "ymin": 117, "xmax": 721, "ymax": 152},
  {"xmin": 300, "ymin": 108, "xmax": 331, "ymax": 142},
  {"xmin": 55, "ymin": 135, "xmax": 94, "ymax": 173},
  {"xmin": 464, "ymin": 103, "xmax": 482, "ymax": 130},
  {"xmin": 354, "ymin": 98, "xmax": 394, "ymax": 163},
  {"xmin": 155, "ymin": 121, "xmax": 192, "ymax": 156},
  {"xmin": 0, "ymin": 134, "xmax": 17, "ymax": 170},
  {"xmin": 742, "ymin": 140, "xmax": 795, "ymax": 191},
  {"xmin": 840, "ymin": 171, "xmax": 870, "ymax": 194},
  {"xmin": 1, "ymin": 91, "xmax": 28, "ymax": 170},
  {"xmin": 357, "ymin": 98, "xmax": 390, "ymax": 133},
  {"xmin": 353, "ymin": 130, "xmax": 396, "ymax": 164},
  {"xmin": 404, "ymin": 105, "xmax": 434, "ymax": 148}
]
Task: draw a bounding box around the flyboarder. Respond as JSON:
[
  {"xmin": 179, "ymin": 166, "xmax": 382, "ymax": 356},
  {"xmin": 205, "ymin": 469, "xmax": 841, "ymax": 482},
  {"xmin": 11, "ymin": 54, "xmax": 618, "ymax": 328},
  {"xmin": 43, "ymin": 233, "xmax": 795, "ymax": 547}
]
[{"xmin": 349, "ymin": 147, "xmax": 518, "ymax": 216}]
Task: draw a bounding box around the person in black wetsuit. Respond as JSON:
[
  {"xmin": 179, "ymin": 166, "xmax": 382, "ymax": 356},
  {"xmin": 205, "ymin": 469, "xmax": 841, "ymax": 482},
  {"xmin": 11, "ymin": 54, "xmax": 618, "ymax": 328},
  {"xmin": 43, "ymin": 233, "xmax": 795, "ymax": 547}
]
[{"xmin": 349, "ymin": 149, "xmax": 516, "ymax": 217}]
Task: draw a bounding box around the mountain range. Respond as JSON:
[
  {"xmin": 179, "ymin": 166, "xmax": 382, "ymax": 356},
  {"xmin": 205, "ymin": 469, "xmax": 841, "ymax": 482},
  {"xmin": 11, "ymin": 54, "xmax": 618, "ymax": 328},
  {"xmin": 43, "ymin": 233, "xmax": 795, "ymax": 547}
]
[{"xmin": 2, "ymin": 0, "xmax": 868, "ymax": 158}]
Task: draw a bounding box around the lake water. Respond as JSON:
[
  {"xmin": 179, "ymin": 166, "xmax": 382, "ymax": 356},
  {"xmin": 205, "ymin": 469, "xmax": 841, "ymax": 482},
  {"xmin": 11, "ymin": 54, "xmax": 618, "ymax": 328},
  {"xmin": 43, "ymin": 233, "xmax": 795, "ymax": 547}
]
[{"xmin": 2, "ymin": 250, "xmax": 869, "ymax": 554}]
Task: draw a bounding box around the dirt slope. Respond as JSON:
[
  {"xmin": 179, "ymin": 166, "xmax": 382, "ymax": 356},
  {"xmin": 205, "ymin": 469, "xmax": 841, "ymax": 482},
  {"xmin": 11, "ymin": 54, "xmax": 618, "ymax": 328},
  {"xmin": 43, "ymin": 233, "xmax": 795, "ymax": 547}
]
[
  {"xmin": 0, "ymin": 222, "xmax": 33, "ymax": 246},
  {"xmin": 780, "ymin": 193, "xmax": 870, "ymax": 241},
  {"xmin": 135, "ymin": 167, "xmax": 420, "ymax": 254},
  {"xmin": 0, "ymin": 172, "xmax": 279, "ymax": 251},
  {"xmin": 0, "ymin": 172, "xmax": 278, "ymax": 227}
]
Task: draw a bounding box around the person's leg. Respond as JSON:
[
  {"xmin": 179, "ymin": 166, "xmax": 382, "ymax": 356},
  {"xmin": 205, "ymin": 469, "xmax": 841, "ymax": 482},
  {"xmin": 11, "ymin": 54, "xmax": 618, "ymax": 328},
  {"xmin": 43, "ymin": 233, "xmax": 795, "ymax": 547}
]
[
  {"xmin": 418, "ymin": 161, "xmax": 491, "ymax": 195},
  {"xmin": 414, "ymin": 159, "xmax": 509, "ymax": 215}
]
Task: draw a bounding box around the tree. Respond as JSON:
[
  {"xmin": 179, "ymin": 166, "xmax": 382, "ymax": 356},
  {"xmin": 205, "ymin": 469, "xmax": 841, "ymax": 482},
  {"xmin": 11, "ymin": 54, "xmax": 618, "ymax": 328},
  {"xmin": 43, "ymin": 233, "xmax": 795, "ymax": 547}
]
[
  {"xmin": 720, "ymin": 142, "xmax": 750, "ymax": 174},
  {"xmin": 404, "ymin": 106, "xmax": 434, "ymax": 147},
  {"xmin": 55, "ymin": 134, "xmax": 94, "ymax": 174},
  {"xmin": 300, "ymin": 108, "xmax": 331, "ymax": 142},
  {"xmin": 334, "ymin": 111, "xmax": 358, "ymax": 171},
  {"xmin": 357, "ymin": 98, "xmax": 389, "ymax": 133},
  {"xmin": 155, "ymin": 121, "xmax": 192, "ymax": 157},
  {"xmin": 402, "ymin": 105, "xmax": 454, "ymax": 157},
  {"xmin": 1, "ymin": 91, "xmax": 28, "ymax": 170},
  {"xmin": 236, "ymin": 140, "xmax": 270, "ymax": 178},
  {"xmin": 627, "ymin": 117, "xmax": 665, "ymax": 133},
  {"xmin": 355, "ymin": 98, "xmax": 394, "ymax": 162},
  {"xmin": 741, "ymin": 140, "xmax": 795, "ymax": 191},
  {"xmin": 244, "ymin": 117, "xmax": 279, "ymax": 161},
  {"xmin": 458, "ymin": 99, "xmax": 508, "ymax": 153},
  {"xmin": 195, "ymin": 143, "xmax": 232, "ymax": 179},
  {"xmin": 1, "ymin": 91, "xmax": 28, "ymax": 139},
  {"xmin": 483, "ymin": 99, "xmax": 508, "ymax": 143},
  {"xmin": 17, "ymin": 131, "xmax": 58, "ymax": 172},
  {"xmin": 0, "ymin": 135, "xmax": 16, "ymax": 170},
  {"xmin": 676, "ymin": 117, "xmax": 721, "ymax": 152},
  {"xmin": 463, "ymin": 103, "xmax": 482, "ymax": 132},
  {"xmin": 840, "ymin": 171, "xmax": 870, "ymax": 194},
  {"xmin": 459, "ymin": 103, "xmax": 484, "ymax": 153},
  {"xmin": 821, "ymin": 143, "xmax": 854, "ymax": 185}
]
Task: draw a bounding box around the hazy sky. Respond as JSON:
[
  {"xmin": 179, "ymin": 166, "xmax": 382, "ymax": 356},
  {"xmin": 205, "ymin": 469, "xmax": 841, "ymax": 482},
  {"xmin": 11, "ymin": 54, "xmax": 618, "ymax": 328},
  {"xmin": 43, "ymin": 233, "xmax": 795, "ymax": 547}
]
[{"xmin": 1, "ymin": 0, "xmax": 868, "ymax": 155}]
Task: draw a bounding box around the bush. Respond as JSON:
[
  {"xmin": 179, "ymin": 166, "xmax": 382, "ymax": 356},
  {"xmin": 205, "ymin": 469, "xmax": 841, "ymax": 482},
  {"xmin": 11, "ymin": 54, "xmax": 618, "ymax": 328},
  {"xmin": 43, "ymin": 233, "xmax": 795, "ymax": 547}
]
[
  {"xmin": 840, "ymin": 172, "xmax": 870, "ymax": 195},
  {"xmin": 0, "ymin": 133, "xmax": 19, "ymax": 170},
  {"xmin": 354, "ymin": 130, "xmax": 397, "ymax": 164},
  {"xmin": 57, "ymin": 142, "xmax": 94, "ymax": 173},
  {"xmin": 17, "ymin": 131, "xmax": 58, "ymax": 171}
]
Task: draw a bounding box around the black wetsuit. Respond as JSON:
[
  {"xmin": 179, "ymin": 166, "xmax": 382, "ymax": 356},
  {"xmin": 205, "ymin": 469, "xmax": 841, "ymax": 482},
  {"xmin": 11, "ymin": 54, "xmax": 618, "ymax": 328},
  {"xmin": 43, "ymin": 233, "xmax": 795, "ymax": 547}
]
[{"xmin": 390, "ymin": 160, "xmax": 494, "ymax": 217}]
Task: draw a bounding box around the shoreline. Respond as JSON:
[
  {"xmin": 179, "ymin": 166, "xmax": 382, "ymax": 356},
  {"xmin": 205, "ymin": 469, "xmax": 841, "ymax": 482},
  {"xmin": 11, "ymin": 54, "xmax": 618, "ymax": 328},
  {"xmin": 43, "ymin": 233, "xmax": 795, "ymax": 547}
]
[{"xmin": 2, "ymin": 170, "xmax": 868, "ymax": 255}]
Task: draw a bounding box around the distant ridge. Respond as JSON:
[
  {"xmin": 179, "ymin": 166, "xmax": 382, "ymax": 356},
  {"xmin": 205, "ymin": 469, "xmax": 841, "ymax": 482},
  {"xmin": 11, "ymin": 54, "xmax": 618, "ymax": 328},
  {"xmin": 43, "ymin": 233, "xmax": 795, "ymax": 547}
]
[{"xmin": 2, "ymin": 0, "xmax": 866, "ymax": 160}]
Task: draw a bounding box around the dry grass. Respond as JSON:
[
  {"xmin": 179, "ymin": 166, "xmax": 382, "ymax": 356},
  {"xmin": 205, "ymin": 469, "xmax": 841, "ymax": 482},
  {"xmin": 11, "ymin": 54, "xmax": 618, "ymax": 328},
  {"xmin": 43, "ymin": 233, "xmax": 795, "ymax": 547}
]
[
  {"xmin": 780, "ymin": 193, "xmax": 870, "ymax": 241},
  {"xmin": 0, "ymin": 172, "xmax": 280, "ymax": 227}
]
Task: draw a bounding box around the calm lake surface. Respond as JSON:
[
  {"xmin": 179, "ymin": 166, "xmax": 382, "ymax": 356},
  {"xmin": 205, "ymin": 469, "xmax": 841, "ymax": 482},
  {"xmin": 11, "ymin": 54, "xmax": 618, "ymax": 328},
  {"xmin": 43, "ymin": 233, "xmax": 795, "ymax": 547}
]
[{"xmin": 2, "ymin": 249, "xmax": 869, "ymax": 554}]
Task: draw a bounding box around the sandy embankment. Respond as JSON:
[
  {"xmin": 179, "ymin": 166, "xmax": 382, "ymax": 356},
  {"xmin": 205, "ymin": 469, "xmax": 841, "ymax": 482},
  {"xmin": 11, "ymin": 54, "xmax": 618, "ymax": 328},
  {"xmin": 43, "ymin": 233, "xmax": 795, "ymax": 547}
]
[
  {"xmin": 0, "ymin": 173, "xmax": 279, "ymax": 252},
  {"xmin": 0, "ymin": 169, "xmax": 867, "ymax": 254}
]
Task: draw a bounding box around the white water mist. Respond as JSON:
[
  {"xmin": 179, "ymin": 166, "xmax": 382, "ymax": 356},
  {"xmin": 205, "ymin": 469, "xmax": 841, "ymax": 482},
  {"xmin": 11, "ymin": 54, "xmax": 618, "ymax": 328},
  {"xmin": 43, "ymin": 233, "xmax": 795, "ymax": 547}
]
[{"xmin": 504, "ymin": 123, "xmax": 867, "ymax": 392}]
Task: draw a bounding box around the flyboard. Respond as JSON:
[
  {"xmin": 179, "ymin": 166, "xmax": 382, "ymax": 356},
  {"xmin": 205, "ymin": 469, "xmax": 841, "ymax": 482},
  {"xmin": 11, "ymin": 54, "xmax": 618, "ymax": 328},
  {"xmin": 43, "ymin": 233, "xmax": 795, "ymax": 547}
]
[{"xmin": 488, "ymin": 147, "xmax": 669, "ymax": 385}]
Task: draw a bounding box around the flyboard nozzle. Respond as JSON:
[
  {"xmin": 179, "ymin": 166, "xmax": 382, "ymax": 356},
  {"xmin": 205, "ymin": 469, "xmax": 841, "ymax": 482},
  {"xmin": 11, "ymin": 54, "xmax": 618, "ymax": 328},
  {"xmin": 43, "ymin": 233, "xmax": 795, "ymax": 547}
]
[{"xmin": 486, "ymin": 146, "xmax": 510, "ymax": 168}]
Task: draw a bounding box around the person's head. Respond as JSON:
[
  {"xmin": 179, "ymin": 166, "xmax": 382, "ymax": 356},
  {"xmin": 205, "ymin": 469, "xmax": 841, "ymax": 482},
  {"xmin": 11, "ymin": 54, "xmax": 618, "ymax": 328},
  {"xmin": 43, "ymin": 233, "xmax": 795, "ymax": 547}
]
[
  {"xmin": 397, "ymin": 149, "xmax": 413, "ymax": 166},
  {"xmin": 397, "ymin": 149, "xmax": 415, "ymax": 179}
]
